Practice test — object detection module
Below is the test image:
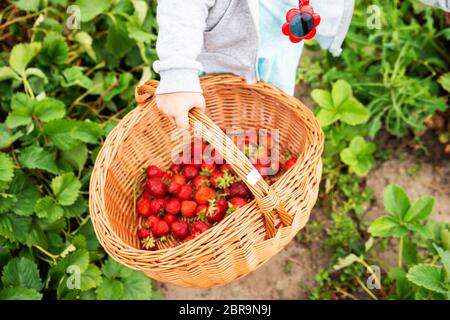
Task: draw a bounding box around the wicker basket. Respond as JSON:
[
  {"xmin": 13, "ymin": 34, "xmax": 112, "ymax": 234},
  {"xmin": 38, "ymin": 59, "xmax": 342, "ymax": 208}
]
[{"xmin": 89, "ymin": 74, "xmax": 324, "ymax": 288}]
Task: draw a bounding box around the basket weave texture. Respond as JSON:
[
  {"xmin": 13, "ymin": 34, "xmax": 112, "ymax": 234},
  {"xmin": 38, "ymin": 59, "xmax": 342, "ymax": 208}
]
[{"xmin": 89, "ymin": 75, "xmax": 324, "ymax": 288}]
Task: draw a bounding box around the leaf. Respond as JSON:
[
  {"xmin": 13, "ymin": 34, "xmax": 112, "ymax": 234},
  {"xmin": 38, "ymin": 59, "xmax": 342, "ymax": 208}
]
[
  {"xmin": 0, "ymin": 67, "xmax": 19, "ymax": 82},
  {"xmin": 0, "ymin": 153, "xmax": 15, "ymax": 186},
  {"xmin": 61, "ymin": 144, "xmax": 88, "ymax": 173},
  {"xmin": 103, "ymin": 72, "xmax": 133, "ymax": 102},
  {"xmin": 317, "ymin": 109, "xmax": 339, "ymax": 127},
  {"xmin": 18, "ymin": 145, "xmax": 59, "ymax": 174},
  {"xmin": 63, "ymin": 195, "xmax": 86, "ymax": 218},
  {"xmin": 34, "ymin": 98, "xmax": 66, "ymax": 122},
  {"xmin": 9, "ymin": 42, "xmax": 42, "ymax": 75},
  {"xmin": 51, "ymin": 173, "xmax": 81, "ymax": 206},
  {"xmin": 102, "ymin": 257, "xmax": 132, "ymax": 279},
  {"xmin": 332, "ymin": 80, "xmax": 352, "ymax": 107},
  {"xmin": 404, "ymin": 196, "xmax": 435, "ymax": 223},
  {"xmin": 71, "ymin": 121, "xmax": 104, "ymax": 144},
  {"xmin": 333, "ymin": 253, "xmax": 359, "ymax": 270},
  {"xmin": 368, "ymin": 216, "xmax": 408, "ymax": 238},
  {"xmin": 75, "ymin": 0, "xmax": 112, "ymax": 22},
  {"xmin": 434, "ymin": 245, "xmax": 450, "ymax": 276},
  {"xmin": 74, "ymin": 31, "xmax": 97, "ymax": 61},
  {"xmin": 383, "ymin": 184, "xmax": 410, "ymax": 220},
  {"xmin": 122, "ymin": 271, "xmax": 153, "ymax": 300},
  {"xmin": 96, "ymin": 278, "xmax": 123, "ymax": 300},
  {"xmin": 127, "ymin": 16, "xmax": 156, "ymax": 43},
  {"xmin": 0, "ymin": 287, "xmax": 42, "ymax": 300},
  {"xmin": 39, "ymin": 34, "xmax": 69, "ymax": 66},
  {"xmin": 51, "ymin": 250, "xmax": 90, "ymax": 279},
  {"xmin": 61, "ymin": 67, "xmax": 93, "ymax": 89},
  {"xmin": 8, "ymin": 171, "xmax": 40, "ymax": 216},
  {"xmin": 13, "ymin": 0, "xmax": 40, "ymax": 12},
  {"xmin": 44, "ymin": 119, "xmax": 81, "ymax": 151},
  {"xmin": 441, "ymin": 228, "xmax": 450, "ymax": 250},
  {"xmin": 80, "ymin": 264, "xmax": 102, "ymax": 291},
  {"xmin": 106, "ymin": 21, "xmax": 135, "ymax": 58},
  {"xmin": 407, "ymin": 264, "xmax": 447, "ymax": 294},
  {"xmin": 1, "ymin": 257, "xmax": 43, "ymax": 291},
  {"xmin": 34, "ymin": 196, "xmax": 64, "ymax": 222},
  {"xmin": 0, "ymin": 124, "xmax": 22, "ymax": 149},
  {"xmin": 25, "ymin": 68, "xmax": 48, "ymax": 83},
  {"xmin": 438, "ymin": 73, "xmax": 450, "ymax": 93},
  {"xmin": 339, "ymin": 98, "xmax": 369, "ymax": 125},
  {"xmin": 5, "ymin": 93, "xmax": 34, "ymax": 128},
  {"xmin": 131, "ymin": 0, "xmax": 149, "ymax": 25},
  {"xmin": 0, "ymin": 214, "xmax": 14, "ymax": 241}
]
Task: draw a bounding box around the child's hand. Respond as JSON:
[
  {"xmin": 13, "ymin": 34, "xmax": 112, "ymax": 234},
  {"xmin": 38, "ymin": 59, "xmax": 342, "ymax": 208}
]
[{"xmin": 155, "ymin": 92, "xmax": 206, "ymax": 130}]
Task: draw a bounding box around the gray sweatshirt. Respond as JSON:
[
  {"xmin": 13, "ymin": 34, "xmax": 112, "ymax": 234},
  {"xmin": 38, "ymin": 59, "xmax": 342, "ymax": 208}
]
[{"xmin": 153, "ymin": 0, "xmax": 449, "ymax": 95}]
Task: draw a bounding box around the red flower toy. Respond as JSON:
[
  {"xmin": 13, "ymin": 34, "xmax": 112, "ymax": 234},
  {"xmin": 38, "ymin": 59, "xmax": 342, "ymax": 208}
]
[{"xmin": 282, "ymin": 0, "xmax": 321, "ymax": 43}]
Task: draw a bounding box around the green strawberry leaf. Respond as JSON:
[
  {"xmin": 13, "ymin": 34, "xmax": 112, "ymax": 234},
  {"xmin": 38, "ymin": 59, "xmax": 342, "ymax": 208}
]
[
  {"xmin": 404, "ymin": 196, "xmax": 435, "ymax": 223},
  {"xmin": 13, "ymin": 0, "xmax": 41, "ymax": 11},
  {"xmin": 18, "ymin": 145, "xmax": 59, "ymax": 174},
  {"xmin": 34, "ymin": 196, "xmax": 65, "ymax": 222},
  {"xmin": 60, "ymin": 144, "xmax": 88, "ymax": 173},
  {"xmin": 75, "ymin": 0, "xmax": 113, "ymax": 22},
  {"xmin": 0, "ymin": 153, "xmax": 15, "ymax": 189},
  {"xmin": 332, "ymin": 79, "xmax": 352, "ymax": 108},
  {"xmin": 8, "ymin": 170, "xmax": 40, "ymax": 216},
  {"xmin": 74, "ymin": 31, "xmax": 97, "ymax": 61},
  {"xmin": 51, "ymin": 173, "xmax": 81, "ymax": 206},
  {"xmin": 0, "ymin": 124, "xmax": 23, "ymax": 149},
  {"xmin": 368, "ymin": 215, "xmax": 407, "ymax": 238},
  {"xmin": 1, "ymin": 257, "xmax": 43, "ymax": 291},
  {"xmin": 438, "ymin": 73, "xmax": 450, "ymax": 93},
  {"xmin": 5, "ymin": 93, "xmax": 34, "ymax": 128},
  {"xmin": 407, "ymin": 264, "xmax": 447, "ymax": 294},
  {"xmin": 39, "ymin": 34, "xmax": 69, "ymax": 66},
  {"xmin": 9, "ymin": 42, "xmax": 42, "ymax": 75},
  {"xmin": 0, "ymin": 287, "xmax": 42, "ymax": 300},
  {"xmin": 339, "ymin": 98, "xmax": 369, "ymax": 125},
  {"xmin": 0, "ymin": 66, "xmax": 20, "ymax": 82},
  {"xmin": 96, "ymin": 278, "xmax": 123, "ymax": 300},
  {"xmin": 311, "ymin": 89, "xmax": 334, "ymax": 110},
  {"xmin": 383, "ymin": 184, "xmax": 410, "ymax": 220},
  {"xmin": 61, "ymin": 67, "xmax": 93, "ymax": 89},
  {"xmin": 34, "ymin": 98, "xmax": 66, "ymax": 122},
  {"xmin": 121, "ymin": 271, "xmax": 153, "ymax": 300}
]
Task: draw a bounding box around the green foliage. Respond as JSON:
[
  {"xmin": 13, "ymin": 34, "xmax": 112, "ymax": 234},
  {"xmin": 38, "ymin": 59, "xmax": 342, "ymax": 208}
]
[{"xmin": 0, "ymin": 1, "xmax": 160, "ymax": 300}]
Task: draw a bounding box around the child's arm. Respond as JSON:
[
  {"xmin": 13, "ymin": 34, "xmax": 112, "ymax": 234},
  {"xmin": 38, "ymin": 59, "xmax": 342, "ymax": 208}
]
[
  {"xmin": 419, "ymin": 0, "xmax": 450, "ymax": 12},
  {"xmin": 153, "ymin": 0, "xmax": 215, "ymax": 129}
]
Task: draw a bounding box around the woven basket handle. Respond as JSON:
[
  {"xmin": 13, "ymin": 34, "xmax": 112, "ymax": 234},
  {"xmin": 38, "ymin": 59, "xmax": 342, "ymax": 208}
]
[{"xmin": 135, "ymin": 80, "xmax": 293, "ymax": 238}]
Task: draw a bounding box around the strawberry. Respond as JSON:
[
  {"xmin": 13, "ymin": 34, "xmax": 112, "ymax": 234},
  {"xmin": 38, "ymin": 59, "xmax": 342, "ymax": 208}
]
[
  {"xmin": 253, "ymin": 163, "xmax": 266, "ymax": 176},
  {"xmin": 227, "ymin": 197, "xmax": 248, "ymax": 214},
  {"xmin": 146, "ymin": 165, "xmax": 163, "ymax": 179},
  {"xmin": 172, "ymin": 220, "xmax": 189, "ymax": 240},
  {"xmin": 175, "ymin": 152, "xmax": 191, "ymax": 166},
  {"xmin": 196, "ymin": 204, "xmax": 208, "ymax": 220},
  {"xmin": 206, "ymin": 198, "xmax": 228, "ymax": 222},
  {"xmin": 178, "ymin": 184, "xmax": 193, "ymax": 201},
  {"xmin": 150, "ymin": 198, "xmax": 166, "ymax": 215},
  {"xmin": 137, "ymin": 228, "xmax": 151, "ymax": 239},
  {"xmin": 220, "ymin": 164, "xmax": 236, "ymax": 175},
  {"xmin": 172, "ymin": 174, "xmax": 186, "ymax": 185},
  {"xmin": 152, "ymin": 220, "xmax": 170, "ymax": 237},
  {"xmin": 183, "ymin": 232, "xmax": 200, "ymax": 243},
  {"xmin": 142, "ymin": 192, "xmax": 151, "ymax": 200},
  {"xmin": 137, "ymin": 199, "xmax": 152, "ymax": 217},
  {"xmin": 171, "ymin": 164, "xmax": 183, "ymax": 174},
  {"xmin": 167, "ymin": 181, "xmax": 181, "ymax": 194},
  {"xmin": 192, "ymin": 175, "xmax": 209, "ymax": 187},
  {"xmin": 200, "ymin": 162, "xmax": 217, "ymax": 176},
  {"xmin": 229, "ymin": 182, "xmax": 251, "ymax": 198},
  {"xmin": 181, "ymin": 200, "xmax": 197, "ymax": 218},
  {"xmin": 194, "ymin": 185, "xmax": 216, "ymax": 205},
  {"xmin": 146, "ymin": 215, "xmax": 160, "ymax": 228},
  {"xmin": 285, "ymin": 157, "xmax": 297, "ymax": 170},
  {"xmin": 191, "ymin": 221, "xmax": 210, "ymax": 234},
  {"xmin": 211, "ymin": 170, "xmax": 234, "ymax": 189},
  {"xmin": 163, "ymin": 214, "xmax": 177, "ymax": 225},
  {"xmin": 166, "ymin": 198, "xmax": 181, "ymax": 215},
  {"xmin": 183, "ymin": 164, "xmax": 199, "ymax": 180},
  {"xmin": 141, "ymin": 236, "xmax": 157, "ymax": 250},
  {"xmin": 191, "ymin": 140, "xmax": 208, "ymax": 164},
  {"xmin": 146, "ymin": 178, "xmax": 166, "ymax": 198}
]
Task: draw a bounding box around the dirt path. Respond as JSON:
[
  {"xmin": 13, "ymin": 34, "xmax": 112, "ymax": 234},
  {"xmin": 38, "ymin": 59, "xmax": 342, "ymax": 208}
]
[{"xmin": 159, "ymin": 153, "xmax": 450, "ymax": 299}]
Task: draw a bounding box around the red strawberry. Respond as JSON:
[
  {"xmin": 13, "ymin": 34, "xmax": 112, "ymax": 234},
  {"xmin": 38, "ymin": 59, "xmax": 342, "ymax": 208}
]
[
  {"xmin": 228, "ymin": 197, "xmax": 248, "ymax": 213},
  {"xmin": 191, "ymin": 140, "xmax": 208, "ymax": 164},
  {"xmin": 210, "ymin": 170, "xmax": 234, "ymax": 189},
  {"xmin": 172, "ymin": 174, "xmax": 186, "ymax": 185},
  {"xmin": 206, "ymin": 198, "xmax": 228, "ymax": 222},
  {"xmin": 285, "ymin": 158, "xmax": 297, "ymax": 170},
  {"xmin": 166, "ymin": 198, "xmax": 181, "ymax": 215},
  {"xmin": 183, "ymin": 165, "xmax": 199, "ymax": 180},
  {"xmin": 200, "ymin": 163, "xmax": 217, "ymax": 176},
  {"xmin": 163, "ymin": 214, "xmax": 177, "ymax": 225},
  {"xmin": 171, "ymin": 164, "xmax": 182, "ymax": 173},
  {"xmin": 253, "ymin": 163, "xmax": 266, "ymax": 177},
  {"xmin": 137, "ymin": 228, "xmax": 151, "ymax": 239},
  {"xmin": 146, "ymin": 178, "xmax": 166, "ymax": 198},
  {"xmin": 220, "ymin": 164, "xmax": 236, "ymax": 175},
  {"xmin": 209, "ymin": 171, "xmax": 223, "ymax": 188},
  {"xmin": 137, "ymin": 199, "xmax": 152, "ymax": 217},
  {"xmin": 229, "ymin": 182, "xmax": 251, "ymax": 198},
  {"xmin": 172, "ymin": 220, "xmax": 189, "ymax": 240},
  {"xmin": 146, "ymin": 215, "xmax": 160, "ymax": 228},
  {"xmin": 142, "ymin": 192, "xmax": 151, "ymax": 200},
  {"xmin": 183, "ymin": 232, "xmax": 200, "ymax": 243},
  {"xmin": 141, "ymin": 236, "xmax": 156, "ymax": 250},
  {"xmin": 178, "ymin": 184, "xmax": 193, "ymax": 201},
  {"xmin": 194, "ymin": 186, "xmax": 216, "ymax": 205},
  {"xmin": 152, "ymin": 220, "xmax": 170, "ymax": 237},
  {"xmin": 192, "ymin": 175, "xmax": 209, "ymax": 187},
  {"xmin": 146, "ymin": 165, "xmax": 163, "ymax": 179},
  {"xmin": 196, "ymin": 204, "xmax": 208, "ymax": 219},
  {"xmin": 167, "ymin": 181, "xmax": 181, "ymax": 194},
  {"xmin": 150, "ymin": 198, "xmax": 166, "ymax": 215},
  {"xmin": 191, "ymin": 221, "xmax": 210, "ymax": 234},
  {"xmin": 181, "ymin": 200, "xmax": 197, "ymax": 218},
  {"xmin": 162, "ymin": 171, "xmax": 172, "ymax": 181}
]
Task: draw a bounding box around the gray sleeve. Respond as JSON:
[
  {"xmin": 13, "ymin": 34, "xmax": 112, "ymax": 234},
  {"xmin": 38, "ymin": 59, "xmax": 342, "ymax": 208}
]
[
  {"xmin": 153, "ymin": 0, "xmax": 216, "ymax": 94},
  {"xmin": 418, "ymin": 0, "xmax": 450, "ymax": 12}
]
